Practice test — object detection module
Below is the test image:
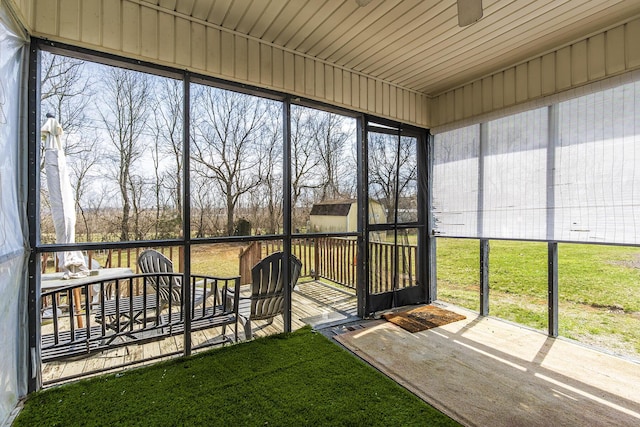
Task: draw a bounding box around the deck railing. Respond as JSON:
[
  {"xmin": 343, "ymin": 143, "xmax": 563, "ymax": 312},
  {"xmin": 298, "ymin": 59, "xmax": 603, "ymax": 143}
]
[
  {"xmin": 41, "ymin": 246, "xmax": 182, "ymax": 274},
  {"xmin": 237, "ymin": 237, "xmax": 416, "ymax": 293},
  {"xmin": 39, "ymin": 238, "xmax": 417, "ymax": 382},
  {"xmin": 43, "ymin": 237, "xmax": 417, "ymax": 299},
  {"xmin": 315, "ymin": 238, "xmax": 358, "ymax": 287},
  {"xmin": 237, "ymin": 239, "xmax": 316, "ymax": 282},
  {"xmin": 41, "ymin": 272, "xmax": 239, "ymax": 365},
  {"xmin": 368, "ymin": 240, "xmax": 417, "ymax": 294},
  {"xmin": 237, "ymin": 238, "xmax": 357, "ymax": 288}
]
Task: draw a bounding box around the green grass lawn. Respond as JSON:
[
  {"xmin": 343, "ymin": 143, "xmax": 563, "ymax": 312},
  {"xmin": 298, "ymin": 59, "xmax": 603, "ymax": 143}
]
[
  {"xmin": 436, "ymin": 238, "xmax": 640, "ymax": 358},
  {"xmin": 16, "ymin": 327, "xmax": 459, "ymax": 427}
]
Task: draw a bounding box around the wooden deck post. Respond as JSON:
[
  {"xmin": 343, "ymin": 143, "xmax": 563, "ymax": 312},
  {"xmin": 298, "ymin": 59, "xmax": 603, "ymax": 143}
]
[{"xmin": 314, "ymin": 238, "xmax": 320, "ymax": 280}]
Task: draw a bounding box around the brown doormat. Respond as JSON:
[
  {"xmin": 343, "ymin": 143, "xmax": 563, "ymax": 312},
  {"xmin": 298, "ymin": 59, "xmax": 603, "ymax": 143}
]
[{"xmin": 382, "ymin": 305, "xmax": 466, "ymax": 333}]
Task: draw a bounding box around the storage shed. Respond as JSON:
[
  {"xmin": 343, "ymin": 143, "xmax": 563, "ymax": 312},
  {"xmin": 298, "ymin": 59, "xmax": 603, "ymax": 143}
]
[
  {"xmin": 309, "ymin": 199, "xmax": 386, "ymax": 233},
  {"xmin": 310, "ymin": 199, "xmax": 357, "ymax": 233}
]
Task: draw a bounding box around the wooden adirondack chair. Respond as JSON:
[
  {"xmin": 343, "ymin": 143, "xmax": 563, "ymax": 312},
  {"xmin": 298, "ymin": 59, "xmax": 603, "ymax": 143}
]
[
  {"xmin": 231, "ymin": 251, "xmax": 302, "ymax": 340},
  {"xmin": 137, "ymin": 249, "xmax": 184, "ymax": 309},
  {"xmin": 137, "ymin": 249, "xmax": 222, "ymax": 312}
]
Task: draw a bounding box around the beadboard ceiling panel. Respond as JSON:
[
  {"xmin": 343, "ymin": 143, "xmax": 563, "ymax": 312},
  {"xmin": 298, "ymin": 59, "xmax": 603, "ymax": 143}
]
[{"xmin": 134, "ymin": 0, "xmax": 640, "ymax": 95}]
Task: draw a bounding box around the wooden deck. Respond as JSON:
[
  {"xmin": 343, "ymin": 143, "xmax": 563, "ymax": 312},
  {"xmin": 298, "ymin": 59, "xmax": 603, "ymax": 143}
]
[{"xmin": 41, "ymin": 280, "xmax": 358, "ymax": 385}]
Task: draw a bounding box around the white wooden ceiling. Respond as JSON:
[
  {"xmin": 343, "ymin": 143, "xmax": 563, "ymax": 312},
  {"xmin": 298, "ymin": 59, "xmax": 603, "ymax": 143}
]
[{"xmin": 140, "ymin": 0, "xmax": 640, "ymax": 96}]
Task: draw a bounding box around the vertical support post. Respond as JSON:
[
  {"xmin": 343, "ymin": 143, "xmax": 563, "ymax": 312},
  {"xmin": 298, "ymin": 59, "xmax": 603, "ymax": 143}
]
[
  {"xmin": 423, "ymin": 132, "xmax": 435, "ymax": 303},
  {"xmin": 547, "ymin": 105, "xmax": 557, "ymax": 241},
  {"xmin": 477, "ymin": 123, "xmax": 487, "ymax": 238},
  {"xmin": 356, "ymin": 115, "xmax": 368, "ymax": 317},
  {"xmin": 391, "ymin": 128, "xmax": 402, "ymax": 308},
  {"xmin": 282, "ymin": 98, "xmax": 292, "ymax": 332},
  {"xmin": 182, "ymin": 72, "xmax": 192, "ymax": 355},
  {"xmin": 479, "ymin": 239, "xmax": 490, "ymax": 316},
  {"xmin": 548, "ymin": 242, "xmax": 558, "ymax": 337},
  {"xmin": 477, "ymin": 124, "xmax": 488, "ymax": 317},
  {"xmin": 27, "ymin": 41, "xmax": 42, "ymax": 393},
  {"xmin": 314, "ymin": 238, "xmax": 320, "ymax": 280},
  {"xmin": 547, "ymin": 105, "xmax": 559, "ymax": 337}
]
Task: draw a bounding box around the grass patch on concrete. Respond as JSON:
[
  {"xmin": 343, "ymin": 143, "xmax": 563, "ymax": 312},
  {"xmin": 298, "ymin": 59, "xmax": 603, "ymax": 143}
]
[
  {"xmin": 436, "ymin": 238, "xmax": 640, "ymax": 358},
  {"xmin": 16, "ymin": 327, "xmax": 459, "ymax": 427}
]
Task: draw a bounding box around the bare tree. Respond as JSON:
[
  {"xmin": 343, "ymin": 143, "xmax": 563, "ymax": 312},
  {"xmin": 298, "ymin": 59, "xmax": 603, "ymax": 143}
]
[
  {"xmin": 41, "ymin": 53, "xmax": 93, "ymax": 139},
  {"xmin": 289, "ymin": 107, "xmax": 357, "ymax": 230},
  {"xmin": 69, "ymin": 132, "xmax": 103, "ymax": 241},
  {"xmin": 255, "ymin": 104, "xmax": 283, "ymax": 234},
  {"xmin": 151, "ymin": 79, "xmax": 183, "ymax": 221},
  {"xmin": 190, "ymin": 176, "xmax": 221, "ymax": 238},
  {"xmin": 149, "ymin": 130, "xmax": 165, "ymax": 239},
  {"xmin": 40, "ymin": 52, "xmax": 101, "ymax": 240},
  {"xmin": 290, "ymin": 107, "xmax": 322, "ymax": 217},
  {"xmin": 310, "ymin": 111, "xmax": 353, "ymax": 201},
  {"xmin": 128, "ymin": 173, "xmax": 150, "ymax": 239},
  {"xmin": 76, "ymin": 185, "xmax": 106, "ymax": 242},
  {"xmin": 99, "ymin": 67, "xmax": 152, "ymax": 241},
  {"xmin": 368, "ymin": 134, "xmax": 417, "ymax": 224},
  {"xmin": 191, "ymin": 88, "xmax": 268, "ymax": 236}
]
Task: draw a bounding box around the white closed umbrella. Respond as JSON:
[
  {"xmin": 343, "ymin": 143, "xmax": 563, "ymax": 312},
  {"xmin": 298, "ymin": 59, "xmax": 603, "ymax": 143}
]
[{"xmin": 41, "ymin": 113, "xmax": 88, "ymax": 279}]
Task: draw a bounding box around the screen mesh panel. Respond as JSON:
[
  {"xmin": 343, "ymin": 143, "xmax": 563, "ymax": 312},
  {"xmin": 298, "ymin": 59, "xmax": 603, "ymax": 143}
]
[
  {"xmin": 433, "ymin": 124, "xmax": 479, "ymax": 237},
  {"xmin": 483, "ymin": 109, "xmax": 547, "ymax": 239},
  {"xmin": 554, "ymin": 82, "xmax": 640, "ymax": 244},
  {"xmin": 433, "ymin": 79, "xmax": 640, "ymax": 244}
]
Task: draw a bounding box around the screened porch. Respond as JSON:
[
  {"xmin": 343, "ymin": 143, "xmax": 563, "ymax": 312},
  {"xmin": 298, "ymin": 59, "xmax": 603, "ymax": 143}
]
[{"xmin": 2, "ymin": 1, "xmax": 640, "ymax": 426}]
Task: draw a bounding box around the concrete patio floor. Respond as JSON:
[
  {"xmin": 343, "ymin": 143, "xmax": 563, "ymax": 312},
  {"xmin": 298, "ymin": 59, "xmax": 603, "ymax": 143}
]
[{"xmin": 331, "ymin": 302, "xmax": 640, "ymax": 427}]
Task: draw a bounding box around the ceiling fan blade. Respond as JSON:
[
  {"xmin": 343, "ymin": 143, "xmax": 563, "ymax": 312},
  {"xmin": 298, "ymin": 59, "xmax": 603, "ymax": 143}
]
[{"xmin": 457, "ymin": 0, "xmax": 483, "ymax": 27}]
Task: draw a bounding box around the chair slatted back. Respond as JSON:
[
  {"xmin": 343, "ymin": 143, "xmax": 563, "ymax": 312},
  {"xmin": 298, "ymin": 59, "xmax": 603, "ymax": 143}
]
[
  {"xmin": 138, "ymin": 249, "xmax": 182, "ymax": 306},
  {"xmin": 250, "ymin": 252, "xmax": 302, "ymax": 321}
]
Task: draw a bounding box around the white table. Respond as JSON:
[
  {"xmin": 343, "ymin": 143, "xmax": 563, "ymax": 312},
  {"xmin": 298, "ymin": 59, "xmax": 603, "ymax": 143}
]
[{"xmin": 41, "ymin": 268, "xmax": 134, "ymax": 327}]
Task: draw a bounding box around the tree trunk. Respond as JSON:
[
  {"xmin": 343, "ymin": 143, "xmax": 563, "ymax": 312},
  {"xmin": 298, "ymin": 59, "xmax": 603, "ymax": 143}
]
[
  {"xmin": 226, "ymin": 190, "xmax": 235, "ymax": 236},
  {"xmin": 121, "ymin": 199, "xmax": 130, "ymax": 240},
  {"xmin": 120, "ymin": 164, "xmax": 130, "ymax": 240}
]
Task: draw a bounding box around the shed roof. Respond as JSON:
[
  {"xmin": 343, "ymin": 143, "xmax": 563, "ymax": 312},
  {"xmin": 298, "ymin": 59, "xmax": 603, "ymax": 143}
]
[{"xmin": 310, "ymin": 199, "xmax": 356, "ymax": 217}]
